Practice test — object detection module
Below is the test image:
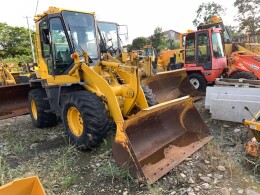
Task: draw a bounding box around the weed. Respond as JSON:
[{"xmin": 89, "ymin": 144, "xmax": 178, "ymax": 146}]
[
  {"xmin": 147, "ymin": 184, "xmax": 163, "ymax": 195},
  {"xmin": 30, "ymin": 132, "xmax": 41, "ymax": 143},
  {"xmin": 98, "ymin": 159, "xmax": 134, "ymax": 186},
  {"xmin": 252, "ymin": 157, "xmax": 260, "ymax": 176},
  {"xmin": 61, "ymin": 174, "xmax": 78, "ymax": 190},
  {"xmin": 93, "ymin": 131, "xmax": 114, "ymax": 154}
]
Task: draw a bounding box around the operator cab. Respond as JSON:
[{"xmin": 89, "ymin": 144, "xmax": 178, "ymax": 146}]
[{"xmin": 38, "ymin": 10, "xmax": 99, "ymax": 75}]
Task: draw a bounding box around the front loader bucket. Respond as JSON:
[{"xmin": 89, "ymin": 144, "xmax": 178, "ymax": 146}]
[
  {"xmin": 113, "ymin": 96, "xmax": 212, "ymax": 184},
  {"xmin": 143, "ymin": 69, "xmax": 202, "ymax": 103},
  {"xmin": 0, "ymin": 84, "xmax": 30, "ymax": 119},
  {"xmin": 0, "ymin": 176, "xmax": 46, "ymax": 195}
]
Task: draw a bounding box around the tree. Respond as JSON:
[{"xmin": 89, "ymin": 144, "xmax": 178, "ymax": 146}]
[
  {"xmin": 0, "ymin": 23, "xmax": 34, "ymax": 59},
  {"xmin": 131, "ymin": 37, "xmax": 150, "ymax": 50},
  {"xmin": 126, "ymin": 44, "xmax": 132, "ymax": 52},
  {"xmin": 149, "ymin": 27, "xmax": 166, "ymax": 52},
  {"xmin": 234, "ymin": 0, "xmax": 260, "ymax": 34},
  {"xmin": 165, "ymin": 39, "xmax": 180, "ymax": 50},
  {"xmin": 193, "ymin": 2, "xmax": 226, "ymax": 27}
]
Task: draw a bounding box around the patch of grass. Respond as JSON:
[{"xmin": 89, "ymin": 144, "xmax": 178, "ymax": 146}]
[
  {"xmin": 61, "ymin": 174, "xmax": 78, "ymax": 190},
  {"xmin": 98, "ymin": 160, "xmax": 134, "ymax": 186},
  {"xmin": 251, "ymin": 157, "xmax": 260, "ymax": 176},
  {"xmin": 0, "ymin": 156, "xmax": 16, "ymax": 186},
  {"xmin": 147, "ymin": 184, "xmax": 163, "ymax": 195},
  {"xmin": 49, "ymin": 145, "xmax": 79, "ymax": 177},
  {"xmin": 30, "ymin": 132, "xmax": 41, "ymax": 143},
  {"xmin": 12, "ymin": 142, "xmax": 27, "ymax": 156},
  {"xmin": 94, "ymin": 131, "xmax": 115, "ymax": 154},
  {"xmin": 0, "ymin": 156, "xmax": 4, "ymax": 185},
  {"xmin": 2, "ymin": 126, "xmax": 27, "ymax": 156}
]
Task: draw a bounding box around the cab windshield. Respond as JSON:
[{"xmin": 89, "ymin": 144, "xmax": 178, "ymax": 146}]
[
  {"xmin": 97, "ymin": 22, "xmax": 119, "ymax": 50},
  {"xmin": 62, "ymin": 11, "xmax": 98, "ymax": 59}
]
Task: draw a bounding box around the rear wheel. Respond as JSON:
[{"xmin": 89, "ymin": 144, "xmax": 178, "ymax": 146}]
[
  {"xmin": 141, "ymin": 83, "xmax": 158, "ymax": 106},
  {"xmin": 29, "ymin": 89, "xmax": 57, "ymax": 128},
  {"xmin": 188, "ymin": 73, "xmax": 207, "ymax": 92},
  {"xmin": 62, "ymin": 91, "xmax": 110, "ymax": 149},
  {"xmin": 229, "ymin": 71, "xmax": 257, "ymax": 80}
]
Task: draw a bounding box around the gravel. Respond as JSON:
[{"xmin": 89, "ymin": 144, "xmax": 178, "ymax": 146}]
[{"xmin": 0, "ymin": 97, "xmax": 259, "ymax": 194}]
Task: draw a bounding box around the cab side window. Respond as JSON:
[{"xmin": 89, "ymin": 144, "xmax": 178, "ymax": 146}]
[
  {"xmin": 39, "ymin": 19, "xmax": 52, "ymax": 73},
  {"xmin": 49, "ymin": 17, "xmax": 73, "ymax": 74},
  {"xmin": 185, "ymin": 33, "xmax": 195, "ymax": 63},
  {"xmin": 197, "ymin": 33, "xmax": 208, "ymax": 63}
]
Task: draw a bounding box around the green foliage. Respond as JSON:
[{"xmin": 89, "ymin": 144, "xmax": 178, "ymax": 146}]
[
  {"xmin": 165, "ymin": 39, "xmax": 180, "ymax": 50},
  {"xmin": 126, "ymin": 44, "xmax": 133, "ymax": 52},
  {"xmin": 234, "ymin": 0, "xmax": 260, "ymax": 34},
  {"xmin": 131, "ymin": 37, "xmax": 150, "ymax": 50},
  {"xmin": 150, "ymin": 27, "xmax": 166, "ymax": 52},
  {"xmin": 193, "ymin": 2, "xmax": 226, "ymax": 27},
  {"xmin": 0, "ymin": 23, "xmax": 34, "ymax": 59},
  {"xmin": 98, "ymin": 160, "xmax": 134, "ymax": 185},
  {"xmin": 2, "ymin": 55, "xmax": 33, "ymax": 63},
  {"xmin": 61, "ymin": 174, "xmax": 78, "ymax": 190}
]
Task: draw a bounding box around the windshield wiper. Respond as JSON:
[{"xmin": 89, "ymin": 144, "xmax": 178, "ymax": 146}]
[{"xmin": 67, "ymin": 23, "xmax": 93, "ymax": 63}]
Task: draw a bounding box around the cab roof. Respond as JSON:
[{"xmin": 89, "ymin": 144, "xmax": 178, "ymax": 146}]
[{"xmin": 34, "ymin": 6, "xmax": 95, "ymax": 22}]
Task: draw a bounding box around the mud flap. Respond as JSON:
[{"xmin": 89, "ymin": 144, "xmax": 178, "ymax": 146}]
[
  {"xmin": 0, "ymin": 84, "xmax": 30, "ymax": 120},
  {"xmin": 113, "ymin": 96, "xmax": 212, "ymax": 184},
  {"xmin": 0, "ymin": 176, "xmax": 45, "ymax": 195},
  {"xmin": 142, "ymin": 69, "xmax": 202, "ymax": 103}
]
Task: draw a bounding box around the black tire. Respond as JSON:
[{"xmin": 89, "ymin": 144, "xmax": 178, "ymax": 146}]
[
  {"xmin": 141, "ymin": 83, "xmax": 158, "ymax": 106},
  {"xmin": 15, "ymin": 76, "xmax": 29, "ymax": 84},
  {"xmin": 62, "ymin": 91, "xmax": 110, "ymax": 149},
  {"xmin": 188, "ymin": 73, "xmax": 207, "ymax": 92},
  {"xmin": 29, "ymin": 89, "xmax": 57, "ymax": 128},
  {"xmin": 229, "ymin": 71, "xmax": 257, "ymax": 80}
]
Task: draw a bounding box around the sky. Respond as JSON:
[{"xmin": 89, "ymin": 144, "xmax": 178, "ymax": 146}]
[{"xmin": 0, "ymin": 0, "xmax": 237, "ymax": 43}]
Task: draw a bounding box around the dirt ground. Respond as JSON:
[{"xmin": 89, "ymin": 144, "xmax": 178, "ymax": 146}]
[{"xmin": 0, "ymin": 97, "xmax": 260, "ymax": 195}]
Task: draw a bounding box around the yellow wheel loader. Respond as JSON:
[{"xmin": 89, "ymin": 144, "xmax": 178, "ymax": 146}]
[
  {"xmin": 0, "ymin": 64, "xmax": 30, "ymax": 119},
  {"xmin": 30, "ymin": 7, "xmax": 212, "ymax": 184},
  {"xmin": 97, "ymin": 21, "xmax": 201, "ymax": 102}
]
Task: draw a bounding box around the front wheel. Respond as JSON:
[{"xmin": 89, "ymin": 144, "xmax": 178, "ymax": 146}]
[
  {"xmin": 188, "ymin": 73, "xmax": 207, "ymax": 92},
  {"xmin": 62, "ymin": 91, "xmax": 110, "ymax": 149}
]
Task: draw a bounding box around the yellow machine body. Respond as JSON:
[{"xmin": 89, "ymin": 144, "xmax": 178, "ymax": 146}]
[{"xmin": 157, "ymin": 49, "xmax": 184, "ymax": 71}]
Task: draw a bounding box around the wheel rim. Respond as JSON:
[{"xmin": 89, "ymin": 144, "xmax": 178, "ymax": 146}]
[
  {"xmin": 190, "ymin": 78, "xmax": 200, "ymax": 89},
  {"xmin": 31, "ymin": 100, "xmax": 38, "ymax": 120},
  {"xmin": 67, "ymin": 107, "xmax": 83, "ymax": 137}
]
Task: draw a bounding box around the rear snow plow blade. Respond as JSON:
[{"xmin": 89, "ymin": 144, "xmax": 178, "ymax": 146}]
[
  {"xmin": 143, "ymin": 69, "xmax": 202, "ymax": 103},
  {"xmin": 0, "ymin": 84, "xmax": 30, "ymax": 120},
  {"xmin": 113, "ymin": 96, "xmax": 212, "ymax": 184},
  {"xmin": 0, "ymin": 176, "xmax": 45, "ymax": 195}
]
